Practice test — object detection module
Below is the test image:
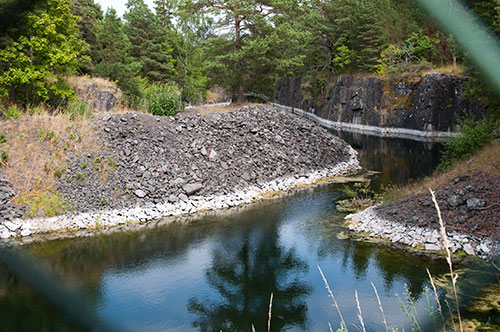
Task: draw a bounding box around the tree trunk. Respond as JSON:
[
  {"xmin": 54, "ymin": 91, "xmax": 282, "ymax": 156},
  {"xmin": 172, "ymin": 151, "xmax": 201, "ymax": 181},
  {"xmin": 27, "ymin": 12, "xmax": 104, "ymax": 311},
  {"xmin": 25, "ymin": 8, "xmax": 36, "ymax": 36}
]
[
  {"xmin": 237, "ymin": 85, "xmax": 244, "ymax": 104},
  {"xmin": 235, "ymin": 15, "xmax": 244, "ymax": 104}
]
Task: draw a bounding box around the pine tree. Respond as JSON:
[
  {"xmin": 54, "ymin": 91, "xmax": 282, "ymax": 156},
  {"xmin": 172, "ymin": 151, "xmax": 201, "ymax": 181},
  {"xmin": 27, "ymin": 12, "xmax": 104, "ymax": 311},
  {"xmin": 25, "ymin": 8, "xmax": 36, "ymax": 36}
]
[
  {"xmin": 70, "ymin": 0, "xmax": 103, "ymax": 72},
  {"xmin": 186, "ymin": 0, "xmax": 308, "ymax": 102},
  {"xmin": 354, "ymin": 0, "xmax": 388, "ymax": 70},
  {"xmin": 124, "ymin": 0, "xmax": 175, "ymax": 83},
  {"xmin": 94, "ymin": 8, "xmax": 139, "ymax": 83}
]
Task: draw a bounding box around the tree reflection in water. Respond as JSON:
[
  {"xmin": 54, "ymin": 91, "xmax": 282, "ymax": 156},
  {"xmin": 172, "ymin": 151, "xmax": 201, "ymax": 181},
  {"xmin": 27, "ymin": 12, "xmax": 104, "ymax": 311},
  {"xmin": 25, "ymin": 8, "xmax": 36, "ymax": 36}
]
[{"xmin": 188, "ymin": 222, "xmax": 311, "ymax": 332}]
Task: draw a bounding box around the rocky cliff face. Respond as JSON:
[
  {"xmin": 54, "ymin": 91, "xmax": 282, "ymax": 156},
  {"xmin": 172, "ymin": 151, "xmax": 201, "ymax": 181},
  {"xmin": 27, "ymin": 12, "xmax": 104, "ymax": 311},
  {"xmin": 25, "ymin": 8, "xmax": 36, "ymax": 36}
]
[
  {"xmin": 74, "ymin": 82, "xmax": 120, "ymax": 112},
  {"xmin": 275, "ymin": 73, "xmax": 485, "ymax": 133}
]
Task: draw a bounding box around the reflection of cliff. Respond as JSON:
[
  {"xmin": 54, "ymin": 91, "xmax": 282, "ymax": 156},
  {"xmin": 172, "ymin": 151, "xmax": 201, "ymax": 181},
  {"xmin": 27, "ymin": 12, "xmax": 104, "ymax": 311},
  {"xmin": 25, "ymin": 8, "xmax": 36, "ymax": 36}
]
[
  {"xmin": 334, "ymin": 130, "xmax": 442, "ymax": 188},
  {"xmin": 188, "ymin": 222, "xmax": 311, "ymax": 332}
]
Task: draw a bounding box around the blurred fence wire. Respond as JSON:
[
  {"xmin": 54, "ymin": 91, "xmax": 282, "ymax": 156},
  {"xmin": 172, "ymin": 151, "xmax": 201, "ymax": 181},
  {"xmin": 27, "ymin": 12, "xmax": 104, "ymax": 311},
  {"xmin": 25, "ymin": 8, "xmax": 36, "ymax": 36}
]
[{"xmin": 418, "ymin": 0, "xmax": 500, "ymax": 93}]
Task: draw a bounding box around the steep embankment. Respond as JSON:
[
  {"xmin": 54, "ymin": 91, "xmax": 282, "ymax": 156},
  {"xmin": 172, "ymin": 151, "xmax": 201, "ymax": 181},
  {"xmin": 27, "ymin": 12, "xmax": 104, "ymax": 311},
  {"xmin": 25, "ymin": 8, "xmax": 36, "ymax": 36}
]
[
  {"xmin": 0, "ymin": 105, "xmax": 359, "ymax": 239},
  {"xmin": 347, "ymin": 140, "xmax": 500, "ymax": 258},
  {"xmin": 275, "ymin": 73, "xmax": 485, "ymax": 136}
]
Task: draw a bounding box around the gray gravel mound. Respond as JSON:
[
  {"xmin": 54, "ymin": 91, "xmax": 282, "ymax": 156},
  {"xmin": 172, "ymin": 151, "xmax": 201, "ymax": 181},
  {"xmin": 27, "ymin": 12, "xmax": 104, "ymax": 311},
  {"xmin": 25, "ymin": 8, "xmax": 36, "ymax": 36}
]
[{"xmin": 57, "ymin": 105, "xmax": 356, "ymax": 213}]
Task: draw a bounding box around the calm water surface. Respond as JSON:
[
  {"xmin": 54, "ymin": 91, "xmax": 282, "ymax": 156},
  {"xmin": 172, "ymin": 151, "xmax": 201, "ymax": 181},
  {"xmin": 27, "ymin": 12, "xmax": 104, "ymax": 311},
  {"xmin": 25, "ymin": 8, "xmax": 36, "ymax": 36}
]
[{"xmin": 0, "ymin": 133, "xmax": 497, "ymax": 332}]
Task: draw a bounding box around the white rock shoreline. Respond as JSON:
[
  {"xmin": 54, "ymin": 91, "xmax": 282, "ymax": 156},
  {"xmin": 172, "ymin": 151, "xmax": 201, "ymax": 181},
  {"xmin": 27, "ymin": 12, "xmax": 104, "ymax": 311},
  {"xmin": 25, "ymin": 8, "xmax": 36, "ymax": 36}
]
[
  {"xmin": 346, "ymin": 206, "xmax": 494, "ymax": 258},
  {"xmin": 0, "ymin": 148, "xmax": 360, "ymax": 242}
]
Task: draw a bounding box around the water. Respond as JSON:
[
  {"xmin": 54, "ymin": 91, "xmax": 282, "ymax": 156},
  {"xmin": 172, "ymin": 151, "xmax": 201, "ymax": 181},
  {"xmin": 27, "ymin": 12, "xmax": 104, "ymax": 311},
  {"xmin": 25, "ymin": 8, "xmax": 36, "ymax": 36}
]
[{"xmin": 0, "ymin": 133, "xmax": 497, "ymax": 332}]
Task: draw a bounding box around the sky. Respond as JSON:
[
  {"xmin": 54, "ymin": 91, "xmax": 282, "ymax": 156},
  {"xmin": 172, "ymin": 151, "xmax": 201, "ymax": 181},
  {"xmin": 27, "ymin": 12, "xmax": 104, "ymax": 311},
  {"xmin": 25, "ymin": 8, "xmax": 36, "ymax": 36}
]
[{"xmin": 95, "ymin": 0, "xmax": 155, "ymax": 17}]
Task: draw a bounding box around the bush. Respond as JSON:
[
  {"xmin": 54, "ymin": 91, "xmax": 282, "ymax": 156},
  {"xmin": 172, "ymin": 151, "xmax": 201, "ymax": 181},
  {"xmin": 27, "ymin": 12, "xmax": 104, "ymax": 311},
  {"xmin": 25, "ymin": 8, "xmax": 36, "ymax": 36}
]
[
  {"xmin": 143, "ymin": 83, "xmax": 181, "ymax": 116},
  {"xmin": 63, "ymin": 98, "xmax": 92, "ymax": 120},
  {"xmin": 22, "ymin": 191, "xmax": 67, "ymax": 217},
  {"xmin": 119, "ymin": 76, "xmax": 146, "ymax": 109},
  {"xmin": 438, "ymin": 114, "xmax": 499, "ymax": 170},
  {"xmin": 1, "ymin": 150, "xmax": 8, "ymax": 164},
  {"xmin": 2, "ymin": 104, "xmax": 22, "ymax": 120}
]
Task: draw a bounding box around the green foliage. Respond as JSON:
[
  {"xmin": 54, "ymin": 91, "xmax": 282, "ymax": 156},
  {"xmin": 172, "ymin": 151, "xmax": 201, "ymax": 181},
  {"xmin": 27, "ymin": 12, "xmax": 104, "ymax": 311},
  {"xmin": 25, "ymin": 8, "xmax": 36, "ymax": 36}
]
[
  {"xmin": 38, "ymin": 128, "xmax": 55, "ymax": 141},
  {"xmin": 94, "ymin": 8, "xmax": 142, "ymax": 106},
  {"xmin": 2, "ymin": 105, "xmax": 22, "ymax": 120},
  {"xmin": 438, "ymin": 114, "xmax": 499, "ymax": 170},
  {"xmin": 1, "ymin": 150, "xmax": 8, "ymax": 164},
  {"xmin": 337, "ymin": 181, "xmax": 381, "ymax": 212},
  {"xmin": 124, "ymin": 0, "xmax": 176, "ymax": 83},
  {"xmin": 143, "ymin": 83, "xmax": 181, "ymax": 116},
  {"xmin": 22, "ymin": 191, "xmax": 67, "ymax": 217},
  {"xmin": 332, "ymin": 45, "xmax": 355, "ymax": 72},
  {"xmin": 0, "ymin": 0, "xmax": 88, "ymax": 106},
  {"xmin": 0, "ymin": 134, "xmax": 6, "ymax": 144},
  {"xmin": 63, "ymin": 98, "xmax": 92, "ymax": 120},
  {"xmin": 120, "ymin": 76, "xmax": 146, "ymax": 108},
  {"xmin": 400, "ymin": 32, "xmax": 437, "ymax": 63},
  {"xmin": 188, "ymin": 0, "xmax": 310, "ymax": 102},
  {"xmin": 70, "ymin": 0, "xmax": 104, "ymax": 73},
  {"xmin": 53, "ymin": 168, "xmax": 63, "ymax": 178}
]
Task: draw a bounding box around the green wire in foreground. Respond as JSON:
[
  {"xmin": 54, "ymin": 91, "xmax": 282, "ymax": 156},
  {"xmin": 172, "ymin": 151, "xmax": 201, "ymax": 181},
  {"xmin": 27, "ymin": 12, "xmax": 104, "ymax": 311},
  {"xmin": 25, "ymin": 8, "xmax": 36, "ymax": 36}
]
[
  {"xmin": 0, "ymin": 248, "xmax": 129, "ymax": 332},
  {"xmin": 418, "ymin": 0, "xmax": 500, "ymax": 94}
]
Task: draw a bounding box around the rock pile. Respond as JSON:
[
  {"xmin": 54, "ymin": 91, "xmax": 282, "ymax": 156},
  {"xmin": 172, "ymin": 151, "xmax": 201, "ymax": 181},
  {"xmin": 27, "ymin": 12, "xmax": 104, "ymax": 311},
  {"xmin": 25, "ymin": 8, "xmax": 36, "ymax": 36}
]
[
  {"xmin": 57, "ymin": 105, "xmax": 358, "ymax": 213},
  {"xmin": 0, "ymin": 170, "xmax": 26, "ymax": 239},
  {"xmin": 0, "ymin": 105, "xmax": 359, "ymax": 239},
  {"xmin": 347, "ymin": 172, "xmax": 500, "ymax": 258}
]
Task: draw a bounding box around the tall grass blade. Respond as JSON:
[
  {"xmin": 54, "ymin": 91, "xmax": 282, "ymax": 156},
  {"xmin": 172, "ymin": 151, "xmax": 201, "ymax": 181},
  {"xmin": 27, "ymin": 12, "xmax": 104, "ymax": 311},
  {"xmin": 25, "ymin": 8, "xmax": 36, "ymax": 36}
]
[
  {"xmin": 268, "ymin": 292, "xmax": 273, "ymax": 332},
  {"xmin": 426, "ymin": 268, "xmax": 446, "ymax": 330},
  {"xmin": 371, "ymin": 282, "xmax": 389, "ymax": 332},
  {"xmin": 429, "ymin": 188, "xmax": 463, "ymax": 332},
  {"xmin": 317, "ymin": 264, "xmax": 348, "ymax": 331},
  {"xmin": 355, "ymin": 290, "xmax": 366, "ymax": 332}
]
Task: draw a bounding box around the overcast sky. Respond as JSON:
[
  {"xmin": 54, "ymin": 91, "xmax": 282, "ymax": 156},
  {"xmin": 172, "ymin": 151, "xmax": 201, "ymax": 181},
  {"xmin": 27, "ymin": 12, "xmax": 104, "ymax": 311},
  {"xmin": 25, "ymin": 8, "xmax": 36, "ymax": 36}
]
[{"xmin": 95, "ymin": 0, "xmax": 155, "ymax": 17}]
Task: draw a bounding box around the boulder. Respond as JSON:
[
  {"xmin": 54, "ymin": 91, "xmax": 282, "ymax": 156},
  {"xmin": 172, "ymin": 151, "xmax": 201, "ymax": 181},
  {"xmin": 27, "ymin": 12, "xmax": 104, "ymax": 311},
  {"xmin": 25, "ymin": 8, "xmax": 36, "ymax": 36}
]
[{"xmin": 182, "ymin": 183, "xmax": 203, "ymax": 195}]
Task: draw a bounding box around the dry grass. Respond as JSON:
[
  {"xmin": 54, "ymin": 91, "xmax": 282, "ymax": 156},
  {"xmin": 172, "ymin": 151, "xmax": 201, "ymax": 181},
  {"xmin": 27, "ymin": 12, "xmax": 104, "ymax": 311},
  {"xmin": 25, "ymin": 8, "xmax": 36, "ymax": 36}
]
[
  {"xmin": 0, "ymin": 109, "xmax": 98, "ymax": 216},
  {"xmin": 430, "ymin": 189, "xmax": 463, "ymax": 331},
  {"xmin": 317, "ymin": 264, "xmax": 347, "ymax": 331},
  {"xmin": 205, "ymin": 89, "xmax": 224, "ymax": 103},
  {"xmin": 383, "ymin": 139, "xmax": 500, "ymax": 201},
  {"xmin": 421, "ymin": 64, "xmax": 465, "ymax": 77},
  {"xmin": 66, "ymin": 75, "xmax": 119, "ymax": 94},
  {"xmin": 189, "ymin": 103, "xmax": 267, "ymax": 115},
  {"xmin": 66, "ymin": 75, "xmax": 123, "ymax": 113}
]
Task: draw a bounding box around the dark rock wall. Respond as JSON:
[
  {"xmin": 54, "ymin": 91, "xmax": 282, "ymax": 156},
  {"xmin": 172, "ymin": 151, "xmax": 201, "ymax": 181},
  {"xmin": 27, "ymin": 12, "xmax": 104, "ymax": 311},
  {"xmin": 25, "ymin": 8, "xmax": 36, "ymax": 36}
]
[
  {"xmin": 0, "ymin": 170, "xmax": 24, "ymax": 221},
  {"xmin": 75, "ymin": 83, "xmax": 120, "ymax": 112},
  {"xmin": 275, "ymin": 73, "xmax": 485, "ymax": 132}
]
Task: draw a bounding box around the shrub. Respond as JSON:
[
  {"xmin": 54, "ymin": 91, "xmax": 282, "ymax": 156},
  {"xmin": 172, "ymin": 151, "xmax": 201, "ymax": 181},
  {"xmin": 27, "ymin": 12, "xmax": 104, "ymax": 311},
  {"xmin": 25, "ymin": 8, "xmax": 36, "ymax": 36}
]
[
  {"xmin": 38, "ymin": 128, "xmax": 56, "ymax": 142},
  {"xmin": 1, "ymin": 150, "xmax": 8, "ymax": 164},
  {"xmin": 22, "ymin": 191, "xmax": 67, "ymax": 217},
  {"xmin": 143, "ymin": 83, "xmax": 181, "ymax": 116},
  {"xmin": 63, "ymin": 98, "xmax": 92, "ymax": 120},
  {"xmin": 0, "ymin": 133, "xmax": 6, "ymax": 144},
  {"xmin": 438, "ymin": 114, "xmax": 499, "ymax": 170},
  {"xmin": 119, "ymin": 76, "xmax": 146, "ymax": 109},
  {"xmin": 2, "ymin": 104, "xmax": 22, "ymax": 120}
]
